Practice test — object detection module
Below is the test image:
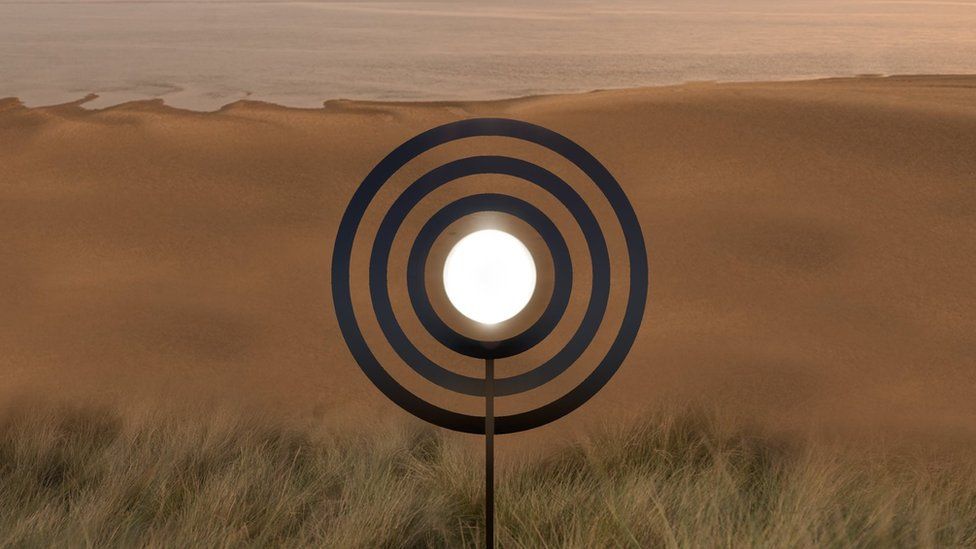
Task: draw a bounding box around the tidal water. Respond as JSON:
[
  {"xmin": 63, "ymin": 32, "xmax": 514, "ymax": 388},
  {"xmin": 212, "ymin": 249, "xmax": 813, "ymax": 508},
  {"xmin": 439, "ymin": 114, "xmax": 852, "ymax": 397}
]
[{"xmin": 1, "ymin": 0, "xmax": 975, "ymax": 110}]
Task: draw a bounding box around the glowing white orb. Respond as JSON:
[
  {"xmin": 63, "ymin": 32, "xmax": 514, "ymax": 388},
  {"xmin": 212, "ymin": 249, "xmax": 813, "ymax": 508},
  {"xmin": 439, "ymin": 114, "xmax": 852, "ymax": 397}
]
[{"xmin": 443, "ymin": 229, "xmax": 536, "ymax": 325}]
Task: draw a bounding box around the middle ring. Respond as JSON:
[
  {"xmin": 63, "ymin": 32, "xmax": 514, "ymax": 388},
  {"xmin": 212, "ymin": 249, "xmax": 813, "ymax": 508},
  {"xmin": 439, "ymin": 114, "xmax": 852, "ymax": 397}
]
[{"xmin": 368, "ymin": 156, "xmax": 611, "ymax": 397}]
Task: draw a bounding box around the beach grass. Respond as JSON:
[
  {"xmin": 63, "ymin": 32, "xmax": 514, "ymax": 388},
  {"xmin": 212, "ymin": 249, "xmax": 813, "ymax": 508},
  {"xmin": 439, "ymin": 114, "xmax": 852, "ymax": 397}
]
[{"xmin": 0, "ymin": 405, "xmax": 974, "ymax": 548}]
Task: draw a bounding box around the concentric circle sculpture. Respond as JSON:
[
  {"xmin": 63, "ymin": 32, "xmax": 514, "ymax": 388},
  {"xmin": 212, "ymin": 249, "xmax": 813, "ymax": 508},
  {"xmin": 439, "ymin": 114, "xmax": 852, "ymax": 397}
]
[{"xmin": 331, "ymin": 118, "xmax": 648, "ymax": 546}]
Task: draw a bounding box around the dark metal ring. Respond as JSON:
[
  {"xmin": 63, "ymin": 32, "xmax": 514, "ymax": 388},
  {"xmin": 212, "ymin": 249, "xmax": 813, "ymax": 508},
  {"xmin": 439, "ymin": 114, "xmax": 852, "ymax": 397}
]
[
  {"xmin": 407, "ymin": 193, "xmax": 572, "ymax": 360},
  {"xmin": 332, "ymin": 118, "xmax": 648, "ymax": 434},
  {"xmin": 402, "ymin": 193, "xmax": 576, "ymax": 395}
]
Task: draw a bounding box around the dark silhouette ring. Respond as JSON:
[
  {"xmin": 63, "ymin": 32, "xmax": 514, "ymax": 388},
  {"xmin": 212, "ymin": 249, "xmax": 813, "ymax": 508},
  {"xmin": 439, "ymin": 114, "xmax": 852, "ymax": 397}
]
[{"xmin": 332, "ymin": 118, "xmax": 648, "ymax": 434}]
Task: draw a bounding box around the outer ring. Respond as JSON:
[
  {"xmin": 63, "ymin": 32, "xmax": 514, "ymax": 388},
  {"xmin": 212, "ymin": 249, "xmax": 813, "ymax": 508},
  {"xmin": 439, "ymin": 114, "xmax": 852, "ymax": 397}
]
[
  {"xmin": 408, "ymin": 194, "xmax": 572, "ymax": 361},
  {"xmin": 332, "ymin": 118, "xmax": 648, "ymax": 434}
]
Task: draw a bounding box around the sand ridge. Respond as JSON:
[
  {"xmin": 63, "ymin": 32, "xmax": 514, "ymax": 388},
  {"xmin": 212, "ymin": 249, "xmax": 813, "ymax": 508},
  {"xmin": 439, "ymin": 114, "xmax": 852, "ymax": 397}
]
[{"xmin": 1, "ymin": 76, "xmax": 975, "ymax": 448}]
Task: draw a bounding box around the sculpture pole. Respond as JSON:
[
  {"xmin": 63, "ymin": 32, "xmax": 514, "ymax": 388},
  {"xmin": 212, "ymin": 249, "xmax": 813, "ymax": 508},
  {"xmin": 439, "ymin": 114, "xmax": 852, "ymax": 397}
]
[{"xmin": 485, "ymin": 357, "xmax": 495, "ymax": 548}]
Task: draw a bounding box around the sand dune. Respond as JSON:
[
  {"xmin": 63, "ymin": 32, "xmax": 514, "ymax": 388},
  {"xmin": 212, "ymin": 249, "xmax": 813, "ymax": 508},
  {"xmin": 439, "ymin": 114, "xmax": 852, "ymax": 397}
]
[{"xmin": 1, "ymin": 76, "xmax": 974, "ymax": 448}]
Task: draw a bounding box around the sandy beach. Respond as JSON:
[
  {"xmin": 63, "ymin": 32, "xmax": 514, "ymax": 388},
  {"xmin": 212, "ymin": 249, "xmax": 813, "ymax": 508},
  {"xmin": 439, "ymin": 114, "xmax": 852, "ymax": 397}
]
[{"xmin": 2, "ymin": 75, "xmax": 975, "ymax": 449}]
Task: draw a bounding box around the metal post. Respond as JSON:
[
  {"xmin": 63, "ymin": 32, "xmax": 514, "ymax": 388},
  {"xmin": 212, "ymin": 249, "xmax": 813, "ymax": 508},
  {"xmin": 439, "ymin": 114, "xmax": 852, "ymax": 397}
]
[{"xmin": 485, "ymin": 357, "xmax": 495, "ymax": 549}]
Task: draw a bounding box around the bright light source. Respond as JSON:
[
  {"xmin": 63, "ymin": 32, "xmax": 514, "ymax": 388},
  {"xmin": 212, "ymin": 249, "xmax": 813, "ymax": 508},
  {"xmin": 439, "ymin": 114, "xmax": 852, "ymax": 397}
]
[{"xmin": 443, "ymin": 229, "xmax": 536, "ymax": 325}]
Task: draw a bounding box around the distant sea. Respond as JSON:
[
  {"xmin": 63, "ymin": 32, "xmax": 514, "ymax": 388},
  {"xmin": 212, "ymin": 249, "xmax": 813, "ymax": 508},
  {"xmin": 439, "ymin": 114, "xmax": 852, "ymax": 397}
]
[{"xmin": 2, "ymin": 0, "xmax": 975, "ymax": 110}]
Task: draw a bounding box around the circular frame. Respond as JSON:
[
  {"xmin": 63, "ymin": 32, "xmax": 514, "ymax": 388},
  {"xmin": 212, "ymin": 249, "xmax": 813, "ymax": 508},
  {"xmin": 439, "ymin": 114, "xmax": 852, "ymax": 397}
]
[{"xmin": 332, "ymin": 118, "xmax": 648, "ymax": 434}]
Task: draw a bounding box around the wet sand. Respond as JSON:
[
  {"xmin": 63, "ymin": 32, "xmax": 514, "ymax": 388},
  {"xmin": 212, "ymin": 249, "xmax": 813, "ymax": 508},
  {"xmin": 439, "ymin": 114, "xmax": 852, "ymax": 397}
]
[{"xmin": 1, "ymin": 76, "xmax": 975, "ymax": 450}]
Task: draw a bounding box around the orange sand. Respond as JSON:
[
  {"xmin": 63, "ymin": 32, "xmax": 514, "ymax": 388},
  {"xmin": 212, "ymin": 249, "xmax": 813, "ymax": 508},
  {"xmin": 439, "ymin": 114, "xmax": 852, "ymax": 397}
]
[{"xmin": 1, "ymin": 76, "xmax": 974, "ymax": 449}]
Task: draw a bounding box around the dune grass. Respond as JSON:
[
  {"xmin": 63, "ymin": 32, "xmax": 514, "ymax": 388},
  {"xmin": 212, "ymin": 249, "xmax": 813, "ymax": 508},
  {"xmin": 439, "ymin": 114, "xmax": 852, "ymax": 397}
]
[{"xmin": 0, "ymin": 405, "xmax": 974, "ymax": 548}]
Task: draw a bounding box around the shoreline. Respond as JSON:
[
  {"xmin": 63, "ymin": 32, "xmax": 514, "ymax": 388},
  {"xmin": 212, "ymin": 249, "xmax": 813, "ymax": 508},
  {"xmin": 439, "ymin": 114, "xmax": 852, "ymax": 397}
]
[{"xmin": 3, "ymin": 73, "xmax": 974, "ymax": 114}]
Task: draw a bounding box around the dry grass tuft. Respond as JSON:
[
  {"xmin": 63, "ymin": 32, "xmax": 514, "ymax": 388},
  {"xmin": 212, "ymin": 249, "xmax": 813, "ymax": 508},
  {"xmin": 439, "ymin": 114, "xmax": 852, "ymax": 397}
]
[{"xmin": 0, "ymin": 405, "xmax": 973, "ymax": 548}]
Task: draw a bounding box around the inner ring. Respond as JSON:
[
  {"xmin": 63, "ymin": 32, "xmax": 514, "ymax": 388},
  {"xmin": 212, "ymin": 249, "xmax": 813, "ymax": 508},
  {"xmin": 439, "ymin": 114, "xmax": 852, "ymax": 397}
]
[
  {"xmin": 425, "ymin": 211, "xmax": 556, "ymax": 340},
  {"xmin": 407, "ymin": 194, "xmax": 573, "ymax": 359}
]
